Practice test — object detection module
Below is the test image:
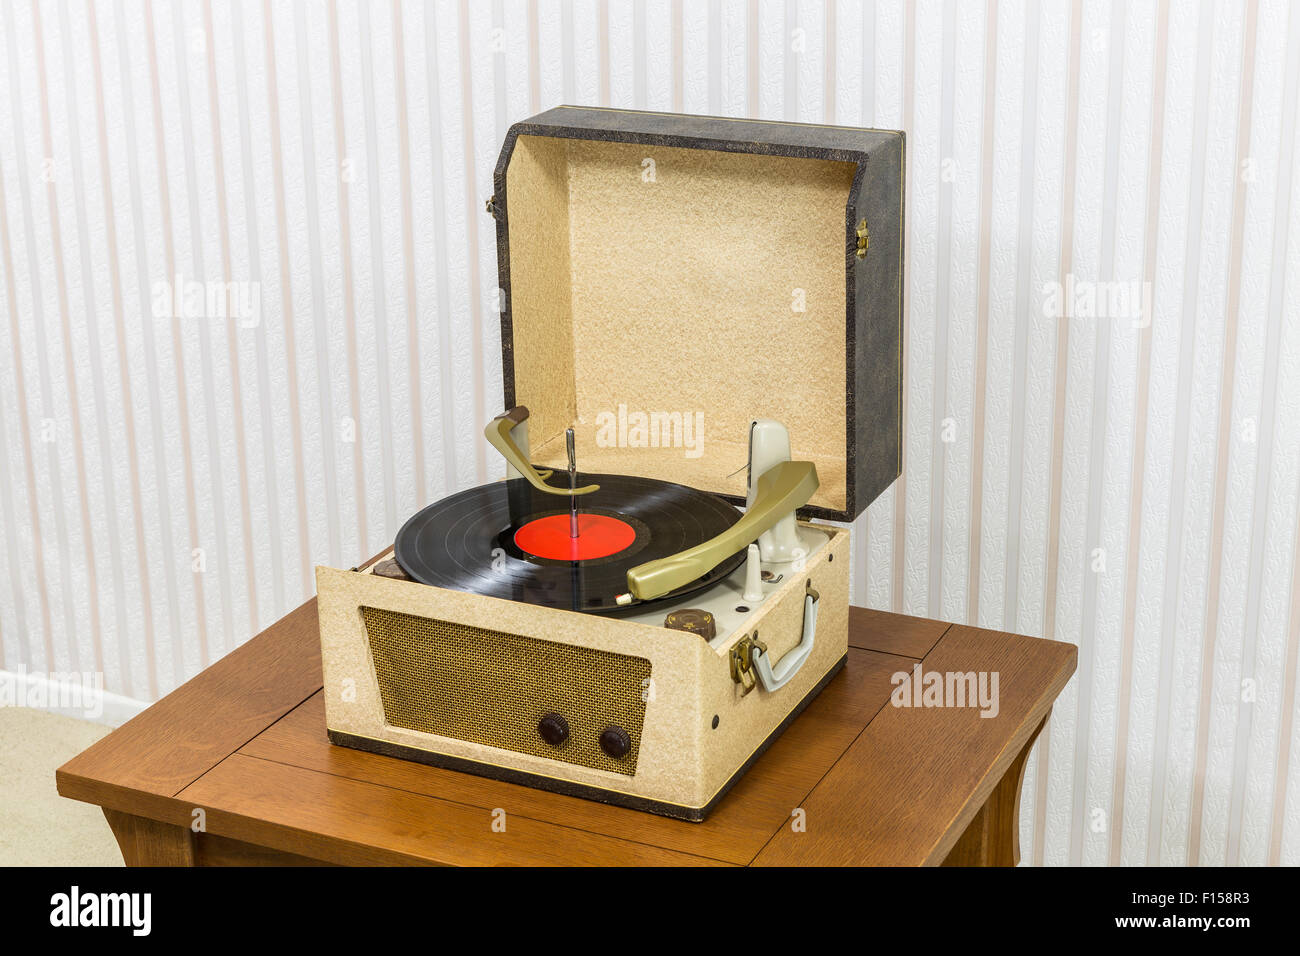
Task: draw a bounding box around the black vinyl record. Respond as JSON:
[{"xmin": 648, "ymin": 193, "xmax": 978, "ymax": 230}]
[{"xmin": 394, "ymin": 473, "xmax": 745, "ymax": 613}]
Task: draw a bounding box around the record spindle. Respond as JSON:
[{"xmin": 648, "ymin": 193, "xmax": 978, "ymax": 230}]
[{"xmin": 566, "ymin": 427, "xmax": 578, "ymax": 538}]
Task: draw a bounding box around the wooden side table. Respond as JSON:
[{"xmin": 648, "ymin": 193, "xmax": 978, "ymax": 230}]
[{"xmin": 56, "ymin": 570, "xmax": 1075, "ymax": 866}]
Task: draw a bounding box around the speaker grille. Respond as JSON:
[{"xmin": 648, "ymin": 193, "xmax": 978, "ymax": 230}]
[{"xmin": 360, "ymin": 606, "xmax": 651, "ymax": 775}]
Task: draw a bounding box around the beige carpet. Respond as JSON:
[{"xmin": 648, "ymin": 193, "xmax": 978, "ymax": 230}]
[{"xmin": 0, "ymin": 708, "xmax": 124, "ymax": 866}]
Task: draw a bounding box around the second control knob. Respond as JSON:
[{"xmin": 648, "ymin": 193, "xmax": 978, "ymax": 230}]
[{"xmin": 599, "ymin": 725, "xmax": 632, "ymax": 759}]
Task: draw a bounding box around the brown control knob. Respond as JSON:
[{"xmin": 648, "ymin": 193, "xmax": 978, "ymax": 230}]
[
  {"xmin": 599, "ymin": 725, "xmax": 632, "ymax": 759},
  {"xmin": 664, "ymin": 608, "xmax": 716, "ymax": 641},
  {"xmin": 537, "ymin": 713, "xmax": 570, "ymax": 747}
]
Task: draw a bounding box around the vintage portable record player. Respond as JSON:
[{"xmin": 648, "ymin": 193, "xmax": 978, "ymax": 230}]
[{"xmin": 316, "ymin": 106, "xmax": 904, "ymax": 821}]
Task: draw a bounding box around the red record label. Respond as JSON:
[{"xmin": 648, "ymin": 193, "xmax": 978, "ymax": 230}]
[{"xmin": 514, "ymin": 513, "xmax": 637, "ymax": 561}]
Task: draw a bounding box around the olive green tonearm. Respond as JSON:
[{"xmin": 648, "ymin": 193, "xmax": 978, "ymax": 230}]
[{"xmin": 622, "ymin": 459, "xmax": 819, "ymax": 603}]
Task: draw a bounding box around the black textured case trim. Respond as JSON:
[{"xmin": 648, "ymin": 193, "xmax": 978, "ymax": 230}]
[{"xmin": 328, "ymin": 653, "xmax": 848, "ymax": 824}]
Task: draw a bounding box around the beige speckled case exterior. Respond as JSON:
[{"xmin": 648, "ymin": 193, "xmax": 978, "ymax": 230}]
[{"xmin": 317, "ymin": 523, "xmax": 848, "ymax": 820}]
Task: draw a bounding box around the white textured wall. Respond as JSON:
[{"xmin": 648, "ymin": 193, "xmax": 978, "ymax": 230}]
[{"xmin": 0, "ymin": 0, "xmax": 1297, "ymax": 866}]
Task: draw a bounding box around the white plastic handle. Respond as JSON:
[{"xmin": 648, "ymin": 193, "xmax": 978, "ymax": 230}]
[{"xmin": 752, "ymin": 587, "xmax": 818, "ymax": 692}]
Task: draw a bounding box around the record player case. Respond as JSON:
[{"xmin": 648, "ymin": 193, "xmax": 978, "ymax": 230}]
[{"xmin": 316, "ymin": 106, "xmax": 905, "ymax": 821}]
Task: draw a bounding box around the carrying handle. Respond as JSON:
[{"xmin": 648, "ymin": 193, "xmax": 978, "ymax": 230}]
[
  {"xmin": 484, "ymin": 407, "xmax": 599, "ymax": 497},
  {"xmin": 749, "ymin": 584, "xmax": 819, "ymax": 692}
]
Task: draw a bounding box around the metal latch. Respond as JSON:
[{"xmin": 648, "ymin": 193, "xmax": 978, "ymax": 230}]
[
  {"xmin": 730, "ymin": 633, "xmax": 767, "ymax": 696},
  {"xmin": 485, "ymin": 194, "xmax": 499, "ymax": 218}
]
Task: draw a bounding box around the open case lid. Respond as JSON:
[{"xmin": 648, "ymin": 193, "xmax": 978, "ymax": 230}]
[{"xmin": 490, "ymin": 105, "xmax": 904, "ymax": 523}]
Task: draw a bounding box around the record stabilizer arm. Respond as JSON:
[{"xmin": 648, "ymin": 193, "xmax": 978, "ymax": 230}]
[
  {"xmin": 485, "ymin": 407, "xmax": 599, "ymax": 496},
  {"xmin": 620, "ymin": 456, "xmax": 819, "ymax": 604}
]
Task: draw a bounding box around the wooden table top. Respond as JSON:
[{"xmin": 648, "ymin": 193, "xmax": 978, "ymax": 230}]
[{"xmin": 57, "ymin": 589, "xmax": 1076, "ymax": 866}]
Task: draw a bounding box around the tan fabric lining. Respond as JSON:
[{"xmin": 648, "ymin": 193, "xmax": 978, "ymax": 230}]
[{"xmin": 506, "ymin": 134, "xmax": 853, "ymax": 511}]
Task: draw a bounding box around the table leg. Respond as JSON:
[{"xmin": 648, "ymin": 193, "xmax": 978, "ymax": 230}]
[
  {"xmin": 942, "ymin": 712, "xmax": 1048, "ymax": 867},
  {"xmin": 103, "ymin": 808, "xmax": 195, "ymax": 867}
]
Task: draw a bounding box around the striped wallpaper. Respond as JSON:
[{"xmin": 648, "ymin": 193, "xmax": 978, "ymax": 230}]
[{"xmin": 0, "ymin": 0, "xmax": 1297, "ymax": 867}]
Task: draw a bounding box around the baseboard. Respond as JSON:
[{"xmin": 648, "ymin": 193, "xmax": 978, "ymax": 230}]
[{"xmin": 0, "ymin": 667, "xmax": 148, "ymax": 727}]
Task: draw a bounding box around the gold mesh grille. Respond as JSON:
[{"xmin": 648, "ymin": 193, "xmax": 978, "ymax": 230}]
[{"xmin": 360, "ymin": 606, "xmax": 651, "ymax": 775}]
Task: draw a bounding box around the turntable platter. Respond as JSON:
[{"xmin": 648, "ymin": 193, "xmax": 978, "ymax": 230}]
[{"xmin": 393, "ymin": 473, "xmax": 746, "ymax": 613}]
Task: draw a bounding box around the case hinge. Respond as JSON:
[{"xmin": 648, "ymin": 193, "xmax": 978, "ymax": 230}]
[{"xmin": 856, "ymin": 217, "xmax": 869, "ymax": 259}]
